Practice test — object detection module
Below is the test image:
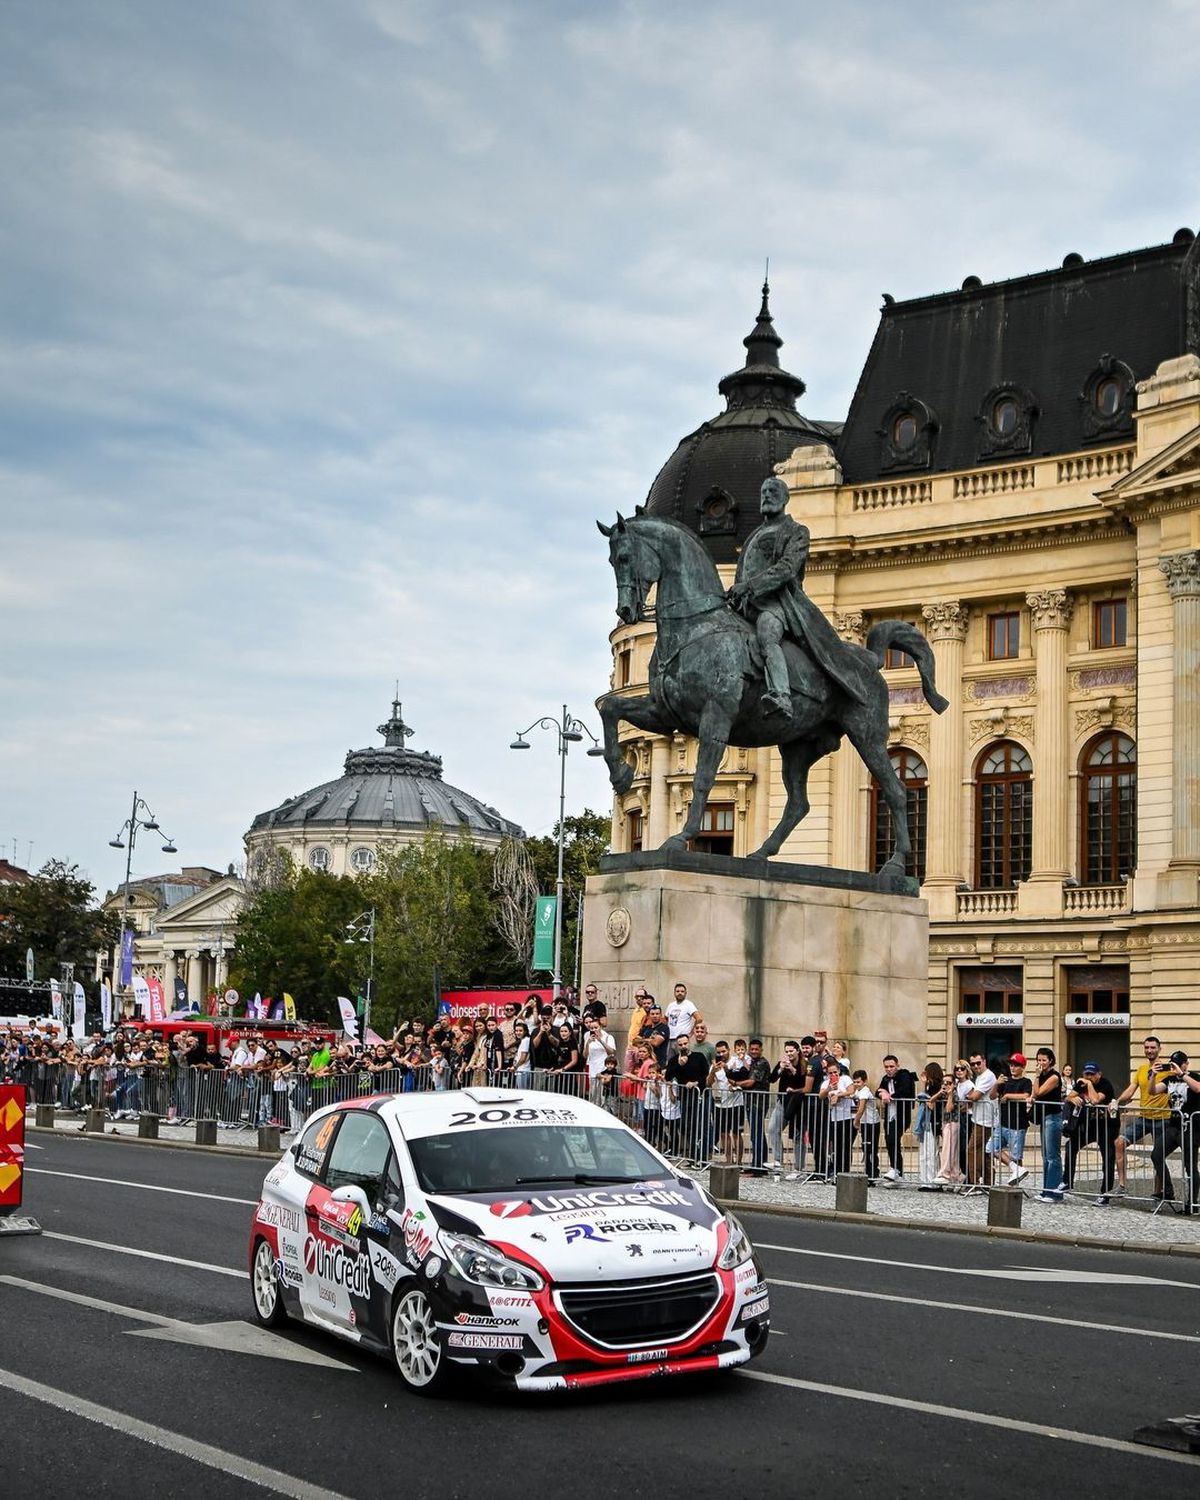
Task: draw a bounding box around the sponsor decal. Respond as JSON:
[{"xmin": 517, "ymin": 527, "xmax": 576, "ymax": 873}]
[
  {"xmin": 274, "ymin": 1258, "xmax": 303, "ymax": 1287},
  {"xmin": 282, "ymin": 1239, "xmax": 300, "ymax": 1263},
  {"xmin": 453, "ymin": 1312, "xmax": 519, "ymax": 1328},
  {"xmin": 446, "ymin": 1331, "xmax": 524, "ymax": 1351},
  {"xmin": 741, "ymin": 1281, "xmax": 768, "ymax": 1301},
  {"xmin": 627, "ymin": 1348, "xmax": 669, "ymax": 1364},
  {"xmin": 319, "ymin": 1284, "xmax": 336, "ymax": 1305},
  {"xmin": 626, "ymin": 1244, "xmax": 644, "ymax": 1259},
  {"xmin": 369, "ymin": 1214, "xmax": 390, "ymax": 1235},
  {"xmin": 590, "ymin": 1220, "xmax": 679, "ymax": 1235},
  {"xmin": 563, "ymin": 1223, "xmax": 611, "ymax": 1244},
  {"xmin": 491, "ymin": 1188, "xmax": 691, "ymax": 1218},
  {"xmin": 256, "ymin": 1202, "xmax": 303, "ymax": 1235},
  {"xmin": 264, "ymin": 1164, "xmax": 288, "ymax": 1187},
  {"xmin": 369, "ymin": 1242, "xmax": 403, "ymax": 1292},
  {"xmin": 348, "ymin": 1309, "xmax": 357, "ymax": 1327},
  {"xmin": 735, "ymin": 1263, "xmax": 758, "ymax": 1285},
  {"xmin": 400, "ymin": 1207, "xmax": 434, "ymax": 1265},
  {"xmin": 487, "ymin": 1292, "xmax": 534, "ymax": 1309},
  {"xmin": 740, "ymin": 1296, "xmax": 770, "ymax": 1320},
  {"xmin": 303, "ymin": 1235, "xmax": 371, "ymax": 1297},
  {"xmin": 424, "ymin": 1256, "xmax": 443, "ymax": 1280},
  {"xmin": 447, "ymin": 1106, "xmax": 578, "ymax": 1130}
]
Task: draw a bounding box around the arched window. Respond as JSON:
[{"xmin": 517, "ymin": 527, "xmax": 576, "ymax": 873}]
[
  {"xmin": 869, "ymin": 748, "xmax": 928, "ymax": 881},
  {"xmin": 1081, "ymin": 733, "xmax": 1136, "ymax": 884},
  {"xmin": 975, "ymin": 741, "xmax": 1032, "ymax": 889}
]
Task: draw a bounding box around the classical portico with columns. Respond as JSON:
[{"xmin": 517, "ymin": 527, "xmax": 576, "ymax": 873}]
[{"xmin": 600, "ymin": 233, "xmax": 1200, "ymax": 1075}]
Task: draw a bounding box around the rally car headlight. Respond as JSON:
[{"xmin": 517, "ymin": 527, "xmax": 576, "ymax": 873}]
[
  {"xmin": 440, "ymin": 1231, "xmax": 545, "ymax": 1292},
  {"xmin": 716, "ymin": 1212, "xmax": 754, "ymax": 1270}
]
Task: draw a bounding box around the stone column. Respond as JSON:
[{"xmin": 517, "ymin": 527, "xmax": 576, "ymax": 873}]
[
  {"xmin": 1159, "ymin": 550, "xmax": 1200, "ymax": 882},
  {"xmin": 920, "ymin": 601, "xmax": 969, "ymax": 919},
  {"xmin": 1024, "ymin": 589, "xmax": 1074, "ymax": 907},
  {"xmin": 832, "ymin": 611, "xmax": 867, "ymax": 869},
  {"xmin": 647, "ymin": 736, "xmax": 671, "ymax": 849},
  {"xmin": 185, "ymin": 950, "xmax": 202, "ymax": 1006},
  {"xmin": 162, "ymin": 951, "xmax": 178, "ymax": 1001}
]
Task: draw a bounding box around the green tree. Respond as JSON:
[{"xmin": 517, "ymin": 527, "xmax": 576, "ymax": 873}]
[
  {"xmin": 0, "ymin": 860, "xmax": 119, "ymax": 984},
  {"xmin": 228, "ymin": 865, "xmax": 365, "ymax": 1027},
  {"xmin": 525, "ymin": 809, "xmax": 611, "ymax": 987}
]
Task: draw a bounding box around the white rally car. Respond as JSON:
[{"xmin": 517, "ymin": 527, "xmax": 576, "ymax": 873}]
[{"xmin": 248, "ymin": 1087, "xmax": 770, "ymax": 1394}]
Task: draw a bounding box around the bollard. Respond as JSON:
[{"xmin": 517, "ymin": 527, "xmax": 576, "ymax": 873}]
[
  {"xmin": 35, "ymin": 1104, "xmax": 55, "ymax": 1128},
  {"xmin": 137, "ymin": 1113, "xmax": 160, "ymax": 1140},
  {"xmin": 835, "ymin": 1173, "xmax": 869, "ymax": 1213},
  {"xmin": 987, "ymin": 1187, "xmax": 1023, "ymax": 1229},
  {"xmin": 257, "ymin": 1124, "xmax": 281, "ymax": 1155},
  {"xmin": 84, "ymin": 1107, "xmax": 106, "ymax": 1133},
  {"xmin": 708, "ymin": 1163, "xmax": 740, "ymax": 1201},
  {"xmin": 195, "ymin": 1119, "xmax": 217, "ymax": 1146}
]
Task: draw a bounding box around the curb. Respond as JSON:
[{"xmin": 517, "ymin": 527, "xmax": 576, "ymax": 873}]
[
  {"xmin": 715, "ymin": 1196, "xmax": 1200, "ymax": 1259},
  {"xmin": 27, "ymin": 1122, "xmax": 277, "ymax": 1162}
]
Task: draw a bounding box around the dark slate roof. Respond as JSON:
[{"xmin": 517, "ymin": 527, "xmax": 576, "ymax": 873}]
[
  {"xmin": 836, "ymin": 231, "xmax": 1200, "ymax": 484},
  {"xmin": 249, "ymin": 700, "xmax": 523, "ymax": 842},
  {"xmin": 642, "ymin": 280, "xmax": 838, "ymax": 563}
]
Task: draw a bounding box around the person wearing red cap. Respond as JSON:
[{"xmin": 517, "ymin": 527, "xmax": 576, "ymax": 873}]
[{"xmin": 992, "ymin": 1053, "xmax": 1033, "ymax": 1186}]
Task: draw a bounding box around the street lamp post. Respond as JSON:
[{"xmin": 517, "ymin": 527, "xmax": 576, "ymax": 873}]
[
  {"xmin": 108, "ymin": 791, "xmax": 178, "ymax": 1006},
  {"xmin": 510, "ymin": 705, "xmax": 604, "ymax": 999},
  {"xmin": 345, "ymin": 909, "xmax": 376, "ymax": 1035}
]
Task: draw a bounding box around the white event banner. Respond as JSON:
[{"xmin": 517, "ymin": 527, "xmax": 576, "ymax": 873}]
[
  {"xmin": 336, "ymin": 995, "xmax": 359, "ymax": 1039},
  {"xmin": 131, "ymin": 974, "xmax": 151, "ymax": 1017}
]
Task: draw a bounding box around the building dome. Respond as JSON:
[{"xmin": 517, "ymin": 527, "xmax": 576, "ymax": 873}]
[
  {"xmin": 642, "ymin": 280, "xmax": 838, "ymax": 564},
  {"xmin": 245, "ymin": 698, "xmax": 523, "ymax": 878}
]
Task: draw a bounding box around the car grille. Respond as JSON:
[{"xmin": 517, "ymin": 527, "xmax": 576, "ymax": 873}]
[{"xmin": 555, "ymin": 1272, "xmax": 721, "ymax": 1349}]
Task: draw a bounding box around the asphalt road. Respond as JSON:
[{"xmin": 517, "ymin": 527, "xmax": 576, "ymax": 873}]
[{"xmin": 3, "ymin": 1133, "xmax": 1199, "ymax": 1498}]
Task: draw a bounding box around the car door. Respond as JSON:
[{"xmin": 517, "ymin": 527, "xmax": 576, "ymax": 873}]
[{"xmin": 312, "ymin": 1109, "xmax": 406, "ymax": 1342}]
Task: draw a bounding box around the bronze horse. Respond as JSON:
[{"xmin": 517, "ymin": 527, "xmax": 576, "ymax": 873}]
[{"xmin": 596, "ymin": 513, "xmax": 947, "ymax": 880}]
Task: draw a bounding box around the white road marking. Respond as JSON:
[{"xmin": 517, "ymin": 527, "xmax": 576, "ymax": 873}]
[
  {"xmin": 740, "ymin": 1367, "xmax": 1200, "ymax": 1468},
  {"xmin": 755, "ymin": 1241, "xmax": 1198, "ymax": 1289},
  {"xmin": 26, "ymin": 1167, "xmax": 257, "ymax": 1206},
  {"xmin": 0, "ymin": 1275, "xmax": 354, "ymax": 1370},
  {"xmin": 767, "ymin": 1276, "xmax": 1200, "ymax": 1343},
  {"xmin": 0, "ymin": 1365, "xmax": 356, "ymax": 1499},
  {"xmin": 41, "ymin": 1230, "xmax": 244, "ymax": 1278}
]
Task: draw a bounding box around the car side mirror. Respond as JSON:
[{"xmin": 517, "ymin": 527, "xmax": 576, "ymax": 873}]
[{"xmin": 329, "ymin": 1184, "xmax": 372, "ymax": 1218}]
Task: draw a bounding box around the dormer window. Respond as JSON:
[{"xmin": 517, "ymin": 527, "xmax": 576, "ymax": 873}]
[
  {"xmin": 1079, "ymin": 356, "xmax": 1135, "ymax": 442},
  {"xmin": 976, "ymin": 383, "xmax": 1036, "ymax": 460},
  {"xmin": 879, "ymin": 392, "xmax": 937, "ymax": 473}
]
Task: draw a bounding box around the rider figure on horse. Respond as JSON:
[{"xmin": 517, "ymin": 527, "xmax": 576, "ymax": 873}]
[{"xmin": 726, "ymin": 476, "xmax": 866, "ymax": 715}]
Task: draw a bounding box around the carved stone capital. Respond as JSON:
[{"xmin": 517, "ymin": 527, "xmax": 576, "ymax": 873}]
[
  {"xmin": 921, "ymin": 600, "xmax": 968, "ymax": 642},
  {"xmin": 1025, "ymin": 588, "xmax": 1074, "ymax": 631},
  {"xmin": 832, "ymin": 609, "xmax": 866, "ymax": 644},
  {"xmin": 1159, "ymin": 549, "xmax": 1200, "ymax": 600}
]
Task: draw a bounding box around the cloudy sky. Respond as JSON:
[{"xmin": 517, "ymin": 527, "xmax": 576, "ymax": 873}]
[{"xmin": 2, "ymin": 0, "xmax": 1198, "ymax": 898}]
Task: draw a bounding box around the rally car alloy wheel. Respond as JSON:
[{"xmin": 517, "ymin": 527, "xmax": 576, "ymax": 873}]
[
  {"xmin": 391, "ymin": 1287, "xmax": 448, "ymax": 1394},
  {"xmin": 251, "ymin": 1238, "xmax": 288, "ymax": 1328}
]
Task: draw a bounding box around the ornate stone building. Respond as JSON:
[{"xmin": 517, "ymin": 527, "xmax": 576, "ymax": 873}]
[
  {"xmin": 245, "ymin": 696, "xmax": 523, "ymax": 880},
  {"xmin": 606, "ymin": 232, "xmax": 1200, "ymax": 1076},
  {"xmin": 98, "ymin": 866, "xmax": 242, "ymax": 1006}
]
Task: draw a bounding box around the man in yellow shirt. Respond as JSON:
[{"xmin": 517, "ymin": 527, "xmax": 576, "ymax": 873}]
[{"xmin": 1114, "ymin": 1035, "xmax": 1172, "ymax": 1198}]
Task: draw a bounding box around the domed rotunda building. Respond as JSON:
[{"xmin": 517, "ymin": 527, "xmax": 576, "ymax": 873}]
[{"xmin": 245, "ymin": 697, "xmax": 523, "ymax": 880}]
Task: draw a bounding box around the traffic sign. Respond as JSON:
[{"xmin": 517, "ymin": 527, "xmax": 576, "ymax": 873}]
[{"xmin": 0, "ymin": 1084, "xmax": 27, "ymax": 1210}]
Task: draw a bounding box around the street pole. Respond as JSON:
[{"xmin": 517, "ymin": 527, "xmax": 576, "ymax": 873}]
[
  {"xmin": 510, "ymin": 704, "xmax": 604, "ymax": 1002},
  {"xmin": 109, "ymin": 791, "xmax": 178, "ymax": 1015}
]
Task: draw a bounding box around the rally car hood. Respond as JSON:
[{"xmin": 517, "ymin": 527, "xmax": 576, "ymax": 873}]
[{"xmin": 425, "ymin": 1180, "xmax": 724, "ymax": 1283}]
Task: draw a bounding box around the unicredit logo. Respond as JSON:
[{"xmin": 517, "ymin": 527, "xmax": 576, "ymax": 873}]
[
  {"xmin": 490, "ymin": 1200, "xmax": 532, "ymax": 1219},
  {"xmin": 303, "ymin": 1234, "xmax": 370, "ymax": 1296}
]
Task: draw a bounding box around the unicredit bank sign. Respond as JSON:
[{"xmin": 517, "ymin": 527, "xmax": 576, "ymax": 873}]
[
  {"xmin": 1064, "ymin": 1013, "xmax": 1131, "ymax": 1029},
  {"xmin": 956, "ymin": 1013, "xmax": 1024, "ymax": 1029}
]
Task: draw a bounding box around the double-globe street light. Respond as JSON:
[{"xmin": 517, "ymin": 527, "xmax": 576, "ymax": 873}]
[
  {"xmin": 109, "ymin": 791, "xmax": 178, "ymax": 1001},
  {"xmin": 510, "ymin": 705, "xmax": 604, "ymax": 999}
]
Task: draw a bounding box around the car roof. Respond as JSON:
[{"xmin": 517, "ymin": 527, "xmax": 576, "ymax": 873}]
[{"xmin": 359, "ymin": 1087, "xmax": 620, "ymax": 1138}]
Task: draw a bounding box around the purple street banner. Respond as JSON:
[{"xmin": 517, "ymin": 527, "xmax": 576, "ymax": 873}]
[{"xmin": 119, "ymin": 928, "xmax": 134, "ymax": 988}]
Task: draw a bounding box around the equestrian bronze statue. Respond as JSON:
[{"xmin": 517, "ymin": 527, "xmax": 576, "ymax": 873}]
[{"xmin": 596, "ymin": 476, "xmax": 948, "ymax": 880}]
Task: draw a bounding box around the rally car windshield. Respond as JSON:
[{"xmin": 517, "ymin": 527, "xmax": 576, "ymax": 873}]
[{"xmin": 407, "ymin": 1124, "xmax": 669, "ymax": 1196}]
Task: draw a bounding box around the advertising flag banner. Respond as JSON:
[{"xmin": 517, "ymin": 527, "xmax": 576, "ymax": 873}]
[
  {"xmin": 0, "ymin": 1084, "xmax": 27, "ymax": 1209},
  {"xmin": 100, "ymin": 981, "xmax": 112, "ymax": 1032},
  {"xmin": 119, "ymin": 929, "xmax": 134, "ymax": 988},
  {"xmin": 336, "ymin": 995, "xmax": 359, "ymax": 1039},
  {"xmin": 73, "ymin": 981, "xmax": 86, "ymax": 1038},
  {"xmin": 174, "ymin": 977, "xmax": 188, "ymax": 1006},
  {"xmin": 146, "ymin": 977, "xmax": 165, "ymax": 1023},
  {"xmin": 283, "ymin": 993, "xmax": 296, "ymax": 1021},
  {"xmin": 131, "ymin": 975, "xmax": 151, "ymax": 1017},
  {"xmin": 49, "ymin": 979, "xmax": 62, "ymax": 1023},
  {"xmin": 207, "ymin": 992, "xmax": 220, "ymax": 1017},
  {"xmin": 532, "ymin": 896, "xmax": 557, "ymax": 971},
  {"xmin": 249, "ymin": 992, "xmax": 261, "ymax": 1020},
  {"xmin": 25, "ymin": 948, "xmax": 34, "ymax": 983}
]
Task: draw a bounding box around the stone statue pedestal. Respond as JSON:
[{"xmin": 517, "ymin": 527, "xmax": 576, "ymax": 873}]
[{"xmin": 582, "ymin": 851, "xmax": 928, "ymax": 1061}]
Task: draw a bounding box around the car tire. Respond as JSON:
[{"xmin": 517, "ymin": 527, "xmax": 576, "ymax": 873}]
[
  {"xmin": 391, "ymin": 1287, "xmax": 450, "ymax": 1396},
  {"xmin": 250, "ymin": 1237, "xmax": 289, "ymax": 1328}
]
